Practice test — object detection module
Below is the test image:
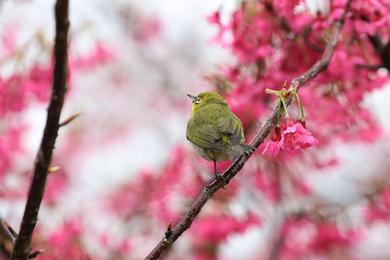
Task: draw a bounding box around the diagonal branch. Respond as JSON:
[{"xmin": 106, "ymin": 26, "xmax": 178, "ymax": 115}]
[
  {"xmin": 10, "ymin": 0, "xmax": 70, "ymax": 259},
  {"xmin": 145, "ymin": 1, "xmax": 352, "ymax": 259}
]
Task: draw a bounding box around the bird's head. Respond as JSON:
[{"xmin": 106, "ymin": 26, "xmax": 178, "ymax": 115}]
[{"xmin": 187, "ymin": 92, "xmax": 226, "ymax": 114}]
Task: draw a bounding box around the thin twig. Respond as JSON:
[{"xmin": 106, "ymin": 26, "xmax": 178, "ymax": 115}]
[
  {"xmin": 59, "ymin": 112, "xmax": 80, "ymax": 127},
  {"xmin": 0, "ymin": 218, "xmax": 43, "ymax": 260},
  {"xmin": 0, "ymin": 218, "xmax": 16, "ymax": 259},
  {"xmin": 367, "ymin": 34, "xmax": 390, "ymax": 70},
  {"xmin": 144, "ymin": 1, "xmax": 352, "ymax": 259},
  {"xmin": 10, "ymin": 0, "xmax": 70, "ymax": 259}
]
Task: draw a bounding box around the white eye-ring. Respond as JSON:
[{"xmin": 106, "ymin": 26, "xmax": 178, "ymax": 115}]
[{"xmin": 194, "ymin": 98, "xmax": 202, "ymax": 104}]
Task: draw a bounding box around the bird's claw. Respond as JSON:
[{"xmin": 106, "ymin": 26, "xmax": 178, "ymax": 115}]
[
  {"xmin": 215, "ymin": 174, "xmax": 227, "ymax": 189},
  {"xmin": 205, "ymin": 174, "xmax": 227, "ymax": 189}
]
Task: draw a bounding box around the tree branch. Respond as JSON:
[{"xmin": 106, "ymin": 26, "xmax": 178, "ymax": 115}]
[
  {"xmin": 10, "ymin": 0, "xmax": 70, "ymax": 259},
  {"xmin": 1, "ymin": 218, "xmax": 16, "ymax": 259},
  {"xmin": 367, "ymin": 34, "xmax": 390, "ymax": 70},
  {"xmin": 145, "ymin": 1, "xmax": 352, "ymax": 259}
]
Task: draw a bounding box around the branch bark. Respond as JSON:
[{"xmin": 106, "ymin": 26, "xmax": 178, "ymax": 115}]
[
  {"xmin": 10, "ymin": 1, "xmax": 70, "ymax": 259},
  {"xmin": 145, "ymin": 1, "xmax": 352, "ymax": 259},
  {"xmin": 366, "ymin": 32, "xmax": 390, "ymax": 70}
]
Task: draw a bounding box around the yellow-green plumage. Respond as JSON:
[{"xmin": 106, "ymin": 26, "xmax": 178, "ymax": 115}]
[{"xmin": 186, "ymin": 92, "xmax": 252, "ymax": 176}]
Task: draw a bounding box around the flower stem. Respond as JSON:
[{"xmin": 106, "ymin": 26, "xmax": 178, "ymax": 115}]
[
  {"xmin": 292, "ymin": 90, "xmax": 304, "ymax": 121},
  {"xmin": 265, "ymin": 88, "xmax": 289, "ymax": 118}
]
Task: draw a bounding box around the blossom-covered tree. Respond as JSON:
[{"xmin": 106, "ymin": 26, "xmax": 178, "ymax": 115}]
[{"xmin": 1, "ymin": 0, "xmax": 390, "ymax": 259}]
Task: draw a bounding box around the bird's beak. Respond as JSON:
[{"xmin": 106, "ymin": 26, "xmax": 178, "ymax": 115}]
[{"xmin": 187, "ymin": 94, "xmax": 196, "ymax": 101}]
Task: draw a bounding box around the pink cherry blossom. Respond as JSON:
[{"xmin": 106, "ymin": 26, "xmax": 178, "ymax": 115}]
[
  {"xmin": 0, "ymin": 75, "xmax": 26, "ymax": 116},
  {"xmin": 262, "ymin": 141, "xmax": 281, "ymax": 157},
  {"xmin": 309, "ymin": 222, "xmax": 360, "ymax": 253},
  {"xmin": 280, "ymin": 122, "xmax": 318, "ymax": 151},
  {"xmin": 207, "ymin": 11, "xmax": 221, "ymax": 25},
  {"xmin": 262, "ymin": 121, "xmax": 318, "ymax": 156},
  {"xmin": 36, "ymin": 218, "xmax": 91, "ymax": 259},
  {"xmin": 253, "ymin": 171, "xmax": 281, "ymax": 202},
  {"xmin": 71, "ymin": 42, "xmax": 115, "ymax": 70},
  {"xmin": 191, "ymin": 214, "xmax": 259, "ymax": 246},
  {"xmin": 132, "ymin": 16, "xmax": 161, "ymax": 43},
  {"xmin": 24, "ymin": 64, "xmax": 52, "ymax": 102},
  {"xmin": 365, "ymin": 187, "xmax": 390, "ymax": 223},
  {"xmin": 0, "ymin": 127, "xmax": 24, "ymax": 178},
  {"xmin": 281, "ymin": 217, "xmax": 359, "ymax": 258}
]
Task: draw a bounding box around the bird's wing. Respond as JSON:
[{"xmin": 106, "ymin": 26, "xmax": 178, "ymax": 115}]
[
  {"xmin": 186, "ymin": 118, "xmax": 222, "ymax": 149},
  {"xmin": 216, "ymin": 114, "xmax": 244, "ymax": 145}
]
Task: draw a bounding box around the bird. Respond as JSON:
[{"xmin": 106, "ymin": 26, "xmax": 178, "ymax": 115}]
[{"xmin": 186, "ymin": 91, "xmax": 253, "ymax": 179}]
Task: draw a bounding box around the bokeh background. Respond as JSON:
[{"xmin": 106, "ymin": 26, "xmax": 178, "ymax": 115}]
[{"xmin": 1, "ymin": 0, "xmax": 390, "ymax": 259}]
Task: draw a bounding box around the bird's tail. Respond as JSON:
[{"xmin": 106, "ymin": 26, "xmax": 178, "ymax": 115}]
[{"xmin": 231, "ymin": 143, "xmax": 255, "ymax": 161}]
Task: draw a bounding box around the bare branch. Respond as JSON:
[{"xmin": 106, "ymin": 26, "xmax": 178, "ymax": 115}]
[
  {"xmin": 144, "ymin": 1, "xmax": 352, "ymax": 259},
  {"xmin": 10, "ymin": 0, "xmax": 70, "ymax": 259},
  {"xmin": 59, "ymin": 112, "xmax": 81, "ymax": 127}
]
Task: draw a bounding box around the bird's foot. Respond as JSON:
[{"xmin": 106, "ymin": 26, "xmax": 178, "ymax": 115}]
[
  {"xmin": 244, "ymin": 149, "xmax": 255, "ymax": 159},
  {"xmin": 243, "ymin": 145, "xmax": 256, "ymax": 157},
  {"xmin": 205, "ymin": 173, "xmax": 227, "ymax": 189},
  {"xmin": 214, "ymin": 173, "xmax": 227, "ymax": 189},
  {"xmin": 214, "ymin": 173, "xmax": 224, "ymax": 181}
]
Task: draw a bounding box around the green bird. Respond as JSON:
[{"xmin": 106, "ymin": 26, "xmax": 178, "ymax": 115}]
[{"xmin": 186, "ymin": 91, "xmax": 253, "ymax": 178}]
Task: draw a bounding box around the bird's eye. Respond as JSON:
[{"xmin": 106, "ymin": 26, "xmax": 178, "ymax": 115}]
[{"xmin": 194, "ymin": 97, "xmax": 202, "ymax": 104}]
